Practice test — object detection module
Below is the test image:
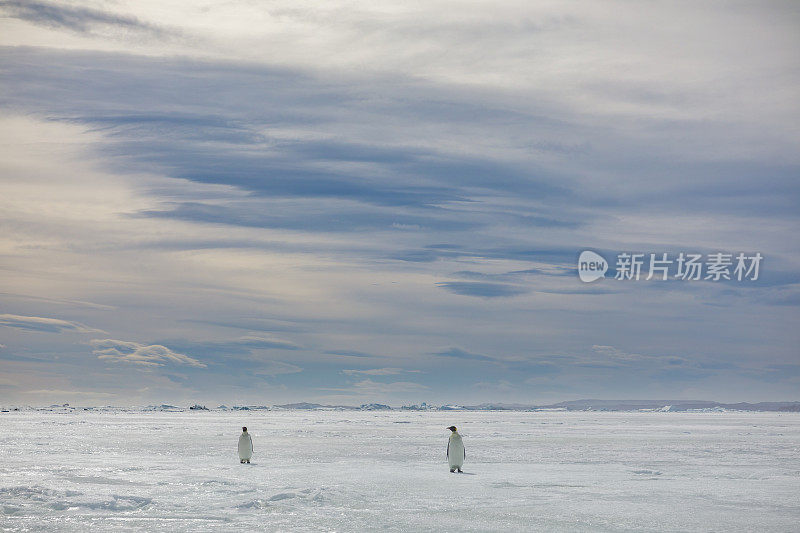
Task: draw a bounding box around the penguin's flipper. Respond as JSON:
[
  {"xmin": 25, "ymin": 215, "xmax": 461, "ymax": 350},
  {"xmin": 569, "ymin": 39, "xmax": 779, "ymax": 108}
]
[{"xmin": 446, "ymin": 441, "xmax": 450, "ymax": 459}]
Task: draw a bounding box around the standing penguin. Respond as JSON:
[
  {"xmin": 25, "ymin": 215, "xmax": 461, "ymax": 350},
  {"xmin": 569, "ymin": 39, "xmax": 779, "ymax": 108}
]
[
  {"xmin": 238, "ymin": 426, "xmax": 253, "ymax": 464},
  {"xmin": 446, "ymin": 426, "xmax": 465, "ymax": 473}
]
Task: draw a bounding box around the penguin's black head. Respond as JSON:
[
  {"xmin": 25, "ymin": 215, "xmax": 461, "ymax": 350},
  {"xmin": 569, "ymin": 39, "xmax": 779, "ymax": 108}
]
[
  {"xmin": 447, "ymin": 426, "xmax": 457, "ymax": 432},
  {"xmin": 242, "ymin": 426, "xmax": 247, "ymax": 432}
]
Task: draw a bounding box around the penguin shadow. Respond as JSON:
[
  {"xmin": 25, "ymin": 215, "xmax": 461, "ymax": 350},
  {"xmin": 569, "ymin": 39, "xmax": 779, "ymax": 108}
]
[{"xmin": 450, "ymin": 471, "xmax": 477, "ymax": 475}]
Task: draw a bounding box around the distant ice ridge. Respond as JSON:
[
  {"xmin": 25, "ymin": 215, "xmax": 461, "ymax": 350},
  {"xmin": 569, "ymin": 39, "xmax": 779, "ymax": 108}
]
[{"xmin": 3, "ymin": 399, "xmax": 799, "ymax": 413}]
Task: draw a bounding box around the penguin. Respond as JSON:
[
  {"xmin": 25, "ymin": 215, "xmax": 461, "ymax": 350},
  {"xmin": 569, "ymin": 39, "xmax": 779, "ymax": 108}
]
[
  {"xmin": 446, "ymin": 425, "xmax": 465, "ymax": 473},
  {"xmin": 238, "ymin": 426, "xmax": 253, "ymax": 463}
]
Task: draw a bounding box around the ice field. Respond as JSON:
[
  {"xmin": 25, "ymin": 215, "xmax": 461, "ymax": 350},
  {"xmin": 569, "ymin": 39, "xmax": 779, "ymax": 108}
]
[{"xmin": 1, "ymin": 410, "xmax": 798, "ymax": 532}]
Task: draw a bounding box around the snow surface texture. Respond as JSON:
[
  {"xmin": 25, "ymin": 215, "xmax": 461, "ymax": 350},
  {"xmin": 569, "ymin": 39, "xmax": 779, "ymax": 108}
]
[{"xmin": 1, "ymin": 411, "xmax": 798, "ymax": 532}]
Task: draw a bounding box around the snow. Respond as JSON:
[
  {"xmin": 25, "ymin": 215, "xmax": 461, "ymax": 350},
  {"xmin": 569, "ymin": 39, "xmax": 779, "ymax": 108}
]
[{"xmin": 1, "ymin": 410, "xmax": 798, "ymax": 531}]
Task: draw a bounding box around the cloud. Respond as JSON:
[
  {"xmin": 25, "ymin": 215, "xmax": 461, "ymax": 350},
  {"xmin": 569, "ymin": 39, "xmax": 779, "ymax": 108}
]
[
  {"xmin": 0, "ymin": 48, "xmax": 570, "ymax": 228},
  {"xmin": 0, "ymin": 0, "xmax": 168, "ymax": 36},
  {"xmin": 0, "ymin": 314, "xmax": 102, "ymax": 334},
  {"xmin": 590, "ymin": 345, "xmax": 694, "ymax": 371},
  {"xmin": 429, "ymin": 347, "xmax": 496, "ymax": 362},
  {"xmin": 139, "ymin": 200, "xmax": 475, "ymax": 233},
  {"xmin": 223, "ymin": 336, "xmax": 301, "ymax": 351},
  {"xmin": 435, "ymin": 282, "xmax": 528, "ymax": 298},
  {"xmin": 251, "ymin": 361, "xmax": 303, "ymax": 376},
  {"xmin": 325, "ymin": 350, "xmax": 382, "ymax": 358},
  {"xmin": 0, "ymin": 292, "xmax": 116, "ymax": 310},
  {"xmin": 341, "ymin": 368, "xmax": 408, "ymax": 376},
  {"xmin": 349, "ymin": 378, "xmax": 429, "ymax": 394},
  {"xmin": 591, "ymin": 345, "xmax": 648, "ymax": 362},
  {"xmin": 473, "ymin": 380, "xmax": 515, "ymax": 392},
  {"xmin": 163, "ymin": 336, "xmax": 301, "ymax": 359},
  {"xmin": 516, "ymin": 361, "xmax": 562, "ymax": 375},
  {"xmin": 24, "ymin": 389, "xmax": 114, "ymax": 397},
  {"xmin": 450, "ymin": 266, "xmax": 573, "ymax": 281},
  {"xmin": 90, "ymin": 339, "xmax": 206, "ymax": 368},
  {"xmin": 652, "ymin": 368, "xmax": 711, "ymax": 382}
]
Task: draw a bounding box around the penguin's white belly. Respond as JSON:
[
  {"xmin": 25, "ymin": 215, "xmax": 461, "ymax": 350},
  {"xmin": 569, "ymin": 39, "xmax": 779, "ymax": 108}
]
[
  {"xmin": 448, "ymin": 436, "xmax": 465, "ymax": 468},
  {"xmin": 238, "ymin": 435, "xmax": 252, "ymax": 460}
]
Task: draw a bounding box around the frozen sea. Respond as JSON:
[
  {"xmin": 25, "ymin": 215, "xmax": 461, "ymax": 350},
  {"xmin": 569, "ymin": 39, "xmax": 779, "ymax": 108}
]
[{"xmin": 1, "ymin": 410, "xmax": 798, "ymax": 532}]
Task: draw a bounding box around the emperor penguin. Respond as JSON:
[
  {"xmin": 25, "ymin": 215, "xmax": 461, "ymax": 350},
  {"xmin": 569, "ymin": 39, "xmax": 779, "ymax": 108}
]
[
  {"xmin": 446, "ymin": 426, "xmax": 465, "ymax": 473},
  {"xmin": 238, "ymin": 426, "xmax": 253, "ymax": 463}
]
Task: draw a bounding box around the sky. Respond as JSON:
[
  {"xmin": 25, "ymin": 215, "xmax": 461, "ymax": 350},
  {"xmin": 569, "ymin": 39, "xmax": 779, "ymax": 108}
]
[{"xmin": 0, "ymin": 0, "xmax": 798, "ymax": 406}]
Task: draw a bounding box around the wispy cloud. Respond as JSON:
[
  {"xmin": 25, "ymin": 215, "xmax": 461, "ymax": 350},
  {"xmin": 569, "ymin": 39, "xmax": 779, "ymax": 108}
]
[
  {"xmin": 435, "ymin": 282, "xmax": 528, "ymax": 298},
  {"xmin": 213, "ymin": 336, "xmax": 301, "ymax": 351},
  {"xmin": 0, "ymin": 314, "xmax": 102, "ymax": 334},
  {"xmin": 348, "ymin": 378, "xmax": 429, "ymax": 395},
  {"xmin": 251, "ymin": 361, "xmax": 303, "ymax": 376},
  {"xmin": 0, "ymin": 0, "xmax": 168, "ymax": 36},
  {"xmin": 591, "ymin": 345, "xmax": 688, "ymax": 366},
  {"xmin": 90, "ymin": 339, "xmax": 206, "ymax": 368},
  {"xmin": 429, "ymin": 347, "xmax": 497, "ymax": 362},
  {"xmin": 24, "ymin": 389, "xmax": 114, "ymax": 397},
  {"xmin": 159, "ymin": 336, "xmax": 301, "ymax": 361},
  {"xmin": 342, "ymin": 368, "xmax": 409, "ymax": 376},
  {"xmin": 591, "ymin": 345, "xmax": 648, "ymax": 362},
  {"xmin": 325, "ymin": 350, "xmax": 382, "ymax": 358}
]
